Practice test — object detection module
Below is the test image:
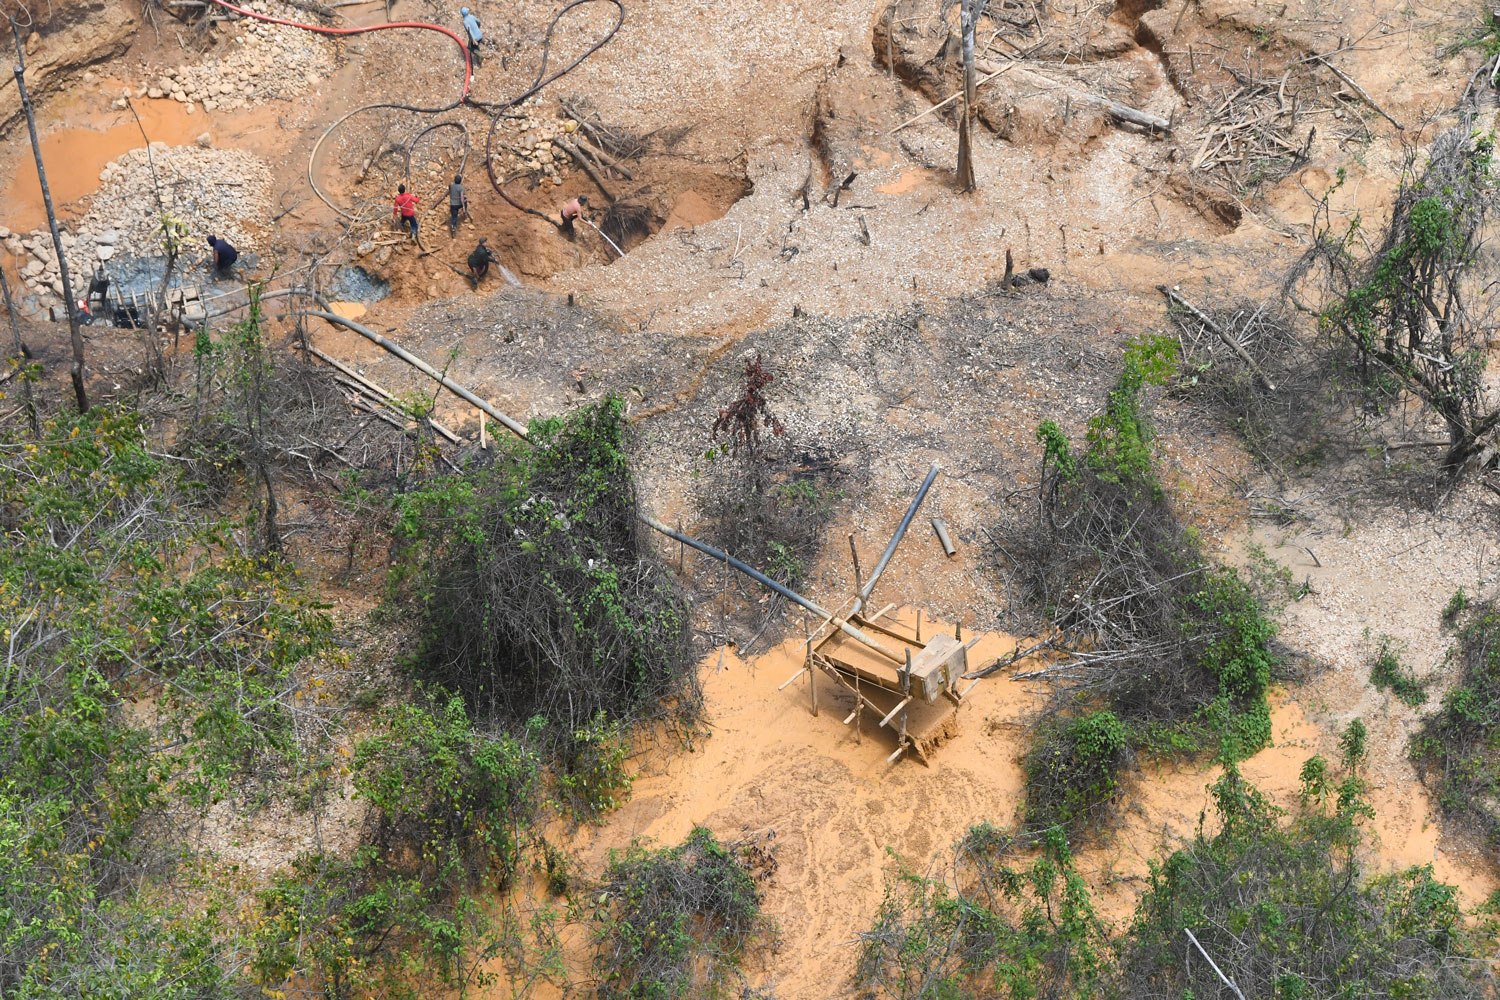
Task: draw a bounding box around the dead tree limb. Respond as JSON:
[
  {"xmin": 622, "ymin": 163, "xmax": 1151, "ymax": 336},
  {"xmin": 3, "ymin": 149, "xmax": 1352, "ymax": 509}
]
[{"xmin": 1158, "ymin": 284, "xmax": 1277, "ymax": 391}]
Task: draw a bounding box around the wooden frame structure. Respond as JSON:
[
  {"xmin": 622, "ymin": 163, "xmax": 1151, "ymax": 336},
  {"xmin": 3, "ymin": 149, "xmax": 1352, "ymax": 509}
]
[
  {"xmin": 798, "ymin": 604, "xmax": 976, "ymax": 763},
  {"xmin": 777, "ymin": 468, "xmax": 980, "ymax": 764}
]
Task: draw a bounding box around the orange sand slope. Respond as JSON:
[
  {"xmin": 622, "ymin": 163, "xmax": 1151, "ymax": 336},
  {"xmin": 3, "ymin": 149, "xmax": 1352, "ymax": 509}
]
[{"xmin": 570, "ymin": 608, "xmax": 1493, "ymax": 1000}]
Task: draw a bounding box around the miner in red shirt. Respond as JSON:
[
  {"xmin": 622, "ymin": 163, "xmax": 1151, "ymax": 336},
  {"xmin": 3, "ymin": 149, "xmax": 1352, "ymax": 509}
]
[{"xmin": 393, "ymin": 184, "xmax": 420, "ymax": 242}]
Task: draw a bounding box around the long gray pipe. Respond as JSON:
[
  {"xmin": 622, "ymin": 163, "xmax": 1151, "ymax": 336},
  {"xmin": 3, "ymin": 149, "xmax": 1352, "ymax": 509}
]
[
  {"xmin": 297, "ymin": 309, "xmax": 902, "ymax": 661},
  {"xmin": 850, "ymin": 462, "xmax": 940, "ymax": 616},
  {"xmin": 638, "ymin": 514, "xmax": 904, "ymax": 664},
  {"xmin": 305, "ymin": 299, "xmax": 533, "ymax": 441}
]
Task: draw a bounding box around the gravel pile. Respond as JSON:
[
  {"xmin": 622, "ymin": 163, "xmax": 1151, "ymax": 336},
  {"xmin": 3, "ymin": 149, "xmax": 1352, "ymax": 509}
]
[
  {"xmin": 5, "ymin": 143, "xmax": 272, "ymax": 307},
  {"xmin": 129, "ymin": 0, "xmax": 335, "ymax": 114},
  {"xmin": 490, "ymin": 115, "xmax": 582, "ymax": 188}
]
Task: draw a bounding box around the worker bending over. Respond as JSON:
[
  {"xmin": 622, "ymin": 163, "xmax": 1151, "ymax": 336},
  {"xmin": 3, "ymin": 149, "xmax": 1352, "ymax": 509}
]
[
  {"xmin": 468, "ymin": 237, "xmax": 497, "ymax": 286},
  {"xmin": 207, "ymin": 234, "xmax": 238, "ymax": 273},
  {"xmin": 559, "ymin": 194, "xmax": 589, "ymax": 237}
]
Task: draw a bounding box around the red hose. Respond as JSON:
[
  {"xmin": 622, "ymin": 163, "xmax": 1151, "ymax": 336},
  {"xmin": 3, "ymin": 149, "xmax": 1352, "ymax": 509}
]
[{"xmin": 205, "ymin": 0, "xmax": 473, "ymax": 100}]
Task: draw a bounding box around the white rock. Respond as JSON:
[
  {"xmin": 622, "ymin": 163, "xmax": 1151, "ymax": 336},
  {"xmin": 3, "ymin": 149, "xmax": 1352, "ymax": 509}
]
[
  {"xmin": 96, "ymin": 230, "xmax": 118, "ymax": 245},
  {"xmin": 202, "ymin": 99, "xmax": 216, "ymax": 112},
  {"xmin": 171, "ymin": 90, "xmax": 187, "ymax": 102},
  {"xmin": 185, "ymin": 103, "xmax": 195, "ymax": 115},
  {"xmin": 147, "ymin": 87, "xmax": 164, "ymax": 99},
  {"xmin": 111, "ymin": 98, "xmax": 128, "ymax": 110},
  {"xmin": 82, "ymin": 71, "xmax": 95, "ymax": 84},
  {"xmin": 96, "ymin": 245, "xmax": 116, "ymax": 261},
  {"xmin": 0, "ymin": 227, "xmax": 9, "ymax": 240},
  {"xmin": 196, "ymin": 132, "xmax": 213, "ymax": 148}
]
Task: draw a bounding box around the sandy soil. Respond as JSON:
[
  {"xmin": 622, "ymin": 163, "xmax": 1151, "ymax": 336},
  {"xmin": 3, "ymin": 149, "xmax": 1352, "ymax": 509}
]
[{"xmin": 6, "ymin": 0, "xmax": 1500, "ymax": 992}]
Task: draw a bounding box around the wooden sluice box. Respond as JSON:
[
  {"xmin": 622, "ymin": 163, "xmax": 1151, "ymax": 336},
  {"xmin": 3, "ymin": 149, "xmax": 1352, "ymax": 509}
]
[{"xmin": 785, "ymin": 605, "xmax": 979, "ymax": 765}]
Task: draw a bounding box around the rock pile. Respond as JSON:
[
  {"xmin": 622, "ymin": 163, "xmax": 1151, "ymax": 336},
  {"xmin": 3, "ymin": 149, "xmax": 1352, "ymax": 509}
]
[
  {"xmin": 5, "ymin": 143, "xmax": 273, "ymax": 308},
  {"xmin": 136, "ymin": 0, "xmax": 334, "ymax": 113},
  {"xmin": 489, "ymin": 114, "xmax": 582, "ymax": 188}
]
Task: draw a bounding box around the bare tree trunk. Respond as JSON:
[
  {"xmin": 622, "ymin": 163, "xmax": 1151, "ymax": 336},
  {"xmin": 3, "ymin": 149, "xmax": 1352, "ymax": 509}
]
[
  {"xmin": 0, "ymin": 263, "xmax": 38, "ymax": 436},
  {"xmin": 956, "ymin": 0, "xmax": 979, "ymax": 192},
  {"xmin": 11, "ymin": 21, "xmax": 88, "ymax": 413}
]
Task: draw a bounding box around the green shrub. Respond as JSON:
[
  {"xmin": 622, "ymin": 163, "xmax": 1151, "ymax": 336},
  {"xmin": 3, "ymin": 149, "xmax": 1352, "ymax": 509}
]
[
  {"xmin": 392, "ymin": 397, "xmax": 698, "ymax": 758},
  {"xmin": 1369, "ymin": 634, "xmax": 1428, "ymax": 706},
  {"xmin": 353, "ymin": 691, "xmax": 545, "ymax": 888},
  {"xmin": 1411, "ymin": 601, "xmax": 1500, "ymax": 845},
  {"xmin": 256, "ymin": 693, "xmax": 549, "ymax": 998},
  {"xmin": 558, "ymin": 710, "xmax": 634, "ymax": 822},
  {"xmin": 0, "ymin": 404, "xmax": 332, "ymax": 995},
  {"xmin": 1024, "ymin": 711, "xmax": 1132, "ymax": 833},
  {"xmin": 1005, "ymin": 338, "xmax": 1279, "ymax": 763},
  {"xmin": 856, "ymin": 824, "xmax": 1111, "ymax": 1000},
  {"xmin": 591, "ymin": 827, "xmax": 771, "ymax": 1000},
  {"xmin": 1120, "ymin": 722, "xmax": 1492, "ymax": 1000},
  {"xmin": 1444, "ymin": 587, "xmax": 1469, "ymax": 625}
]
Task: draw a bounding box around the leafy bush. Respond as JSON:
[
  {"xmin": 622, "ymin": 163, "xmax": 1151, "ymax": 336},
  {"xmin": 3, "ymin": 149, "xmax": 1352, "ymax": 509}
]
[
  {"xmin": 1023, "ymin": 711, "xmax": 1133, "ymax": 834},
  {"xmin": 866, "ymin": 726, "xmax": 1494, "ymax": 1000},
  {"xmin": 856, "ymin": 824, "xmax": 1111, "ymax": 1000},
  {"xmin": 393, "ymin": 397, "xmax": 699, "ymax": 751},
  {"xmin": 591, "ymin": 827, "xmax": 771, "ymax": 1000},
  {"xmin": 353, "ymin": 691, "xmax": 545, "ymax": 888},
  {"xmin": 255, "ymin": 692, "xmax": 549, "ymax": 998},
  {"xmin": 1120, "ymin": 723, "xmax": 1494, "ymax": 1000},
  {"xmin": 1002, "ymin": 337, "xmax": 1279, "ymax": 758},
  {"xmin": 0, "ymin": 404, "xmax": 335, "ymax": 995},
  {"xmin": 1411, "ymin": 600, "xmax": 1500, "ymax": 845},
  {"xmin": 1369, "ymin": 634, "xmax": 1428, "ymax": 706}
]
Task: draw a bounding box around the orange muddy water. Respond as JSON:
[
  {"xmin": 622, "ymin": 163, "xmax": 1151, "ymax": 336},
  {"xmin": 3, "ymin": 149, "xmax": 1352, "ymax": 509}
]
[{"xmin": 2, "ymin": 95, "xmax": 201, "ymax": 233}]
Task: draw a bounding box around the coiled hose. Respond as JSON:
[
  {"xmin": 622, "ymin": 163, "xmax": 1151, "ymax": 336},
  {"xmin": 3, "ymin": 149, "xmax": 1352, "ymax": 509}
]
[{"xmin": 205, "ymin": 0, "xmax": 623, "ymax": 227}]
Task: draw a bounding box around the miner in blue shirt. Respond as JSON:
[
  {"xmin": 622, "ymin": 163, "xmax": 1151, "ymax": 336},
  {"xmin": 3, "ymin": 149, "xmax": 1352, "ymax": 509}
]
[{"xmin": 460, "ymin": 7, "xmax": 482, "ymax": 66}]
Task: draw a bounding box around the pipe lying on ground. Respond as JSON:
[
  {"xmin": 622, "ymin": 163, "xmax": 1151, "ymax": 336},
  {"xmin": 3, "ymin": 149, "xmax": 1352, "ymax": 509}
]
[
  {"xmin": 296, "ymin": 308, "xmax": 914, "ymax": 660},
  {"xmin": 850, "ymin": 462, "xmax": 941, "ymax": 616},
  {"xmin": 932, "ymin": 517, "xmax": 956, "ymax": 557},
  {"xmin": 304, "ymin": 298, "xmax": 531, "ymax": 441},
  {"xmin": 638, "ymin": 514, "xmax": 905, "ymax": 664}
]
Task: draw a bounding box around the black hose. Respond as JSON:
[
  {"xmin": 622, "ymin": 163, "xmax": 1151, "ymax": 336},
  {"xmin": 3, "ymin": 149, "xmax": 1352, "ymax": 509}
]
[{"xmin": 303, "ymin": 0, "xmax": 625, "ymax": 227}]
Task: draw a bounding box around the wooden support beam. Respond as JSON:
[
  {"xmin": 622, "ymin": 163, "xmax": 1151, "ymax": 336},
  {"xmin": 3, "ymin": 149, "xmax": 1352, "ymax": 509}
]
[{"xmin": 879, "ymin": 696, "xmax": 913, "ymax": 728}]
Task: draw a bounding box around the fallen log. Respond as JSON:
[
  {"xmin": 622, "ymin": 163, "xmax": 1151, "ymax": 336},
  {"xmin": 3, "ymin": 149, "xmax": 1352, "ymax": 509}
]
[
  {"xmin": 976, "ymin": 58, "xmax": 1172, "ymax": 132},
  {"xmin": 1157, "ymin": 284, "xmax": 1277, "ymax": 391}
]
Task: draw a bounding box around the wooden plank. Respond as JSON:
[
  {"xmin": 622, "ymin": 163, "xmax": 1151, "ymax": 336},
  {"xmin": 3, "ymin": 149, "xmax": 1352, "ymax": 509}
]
[{"xmin": 879, "ymin": 696, "xmax": 913, "ymax": 728}]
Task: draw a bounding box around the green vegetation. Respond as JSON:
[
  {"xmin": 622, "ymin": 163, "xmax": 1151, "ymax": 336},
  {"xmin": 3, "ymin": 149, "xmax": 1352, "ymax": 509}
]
[
  {"xmin": 861, "ymin": 723, "xmax": 1497, "ymax": 1000},
  {"xmin": 0, "ymin": 401, "xmax": 333, "ymax": 996},
  {"xmin": 591, "ymin": 827, "xmax": 772, "ymax": 1000},
  {"xmin": 389, "ymin": 397, "xmax": 699, "ymax": 776},
  {"xmin": 1023, "ymin": 711, "xmax": 1132, "ymax": 832},
  {"xmin": 253, "ymin": 693, "xmax": 550, "ymax": 997},
  {"xmin": 1299, "ymin": 128, "xmax": 1499, "ymax": 474},
  {"xmin": 1005, "ymin": 336, "xmax": 1280, "ymax": 831},
  {"xmin": 1411, "ymin": 600, "xmax": 1500, "ymax": 846},
  {"xmin": 1369, "ymin": 633, "xmax": 1428, "ymax": 706},
  {"xmin": 1445, "ymin": 587, "xmax": 1470, "ymax": 625},
  {"xmin": 856, "ymin": 824, "xmax": 1111, "ymax": 1000}
]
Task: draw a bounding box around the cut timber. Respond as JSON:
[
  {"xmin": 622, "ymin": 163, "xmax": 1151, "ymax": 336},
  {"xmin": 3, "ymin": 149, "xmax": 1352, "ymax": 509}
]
[
  {"xmin": 1157, "ymin": 285, "xmax": 1276, "ymax": 390},
  {"xmin": 974, "ymin": 58, "xmax": 1171, "ymax": 132}
]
